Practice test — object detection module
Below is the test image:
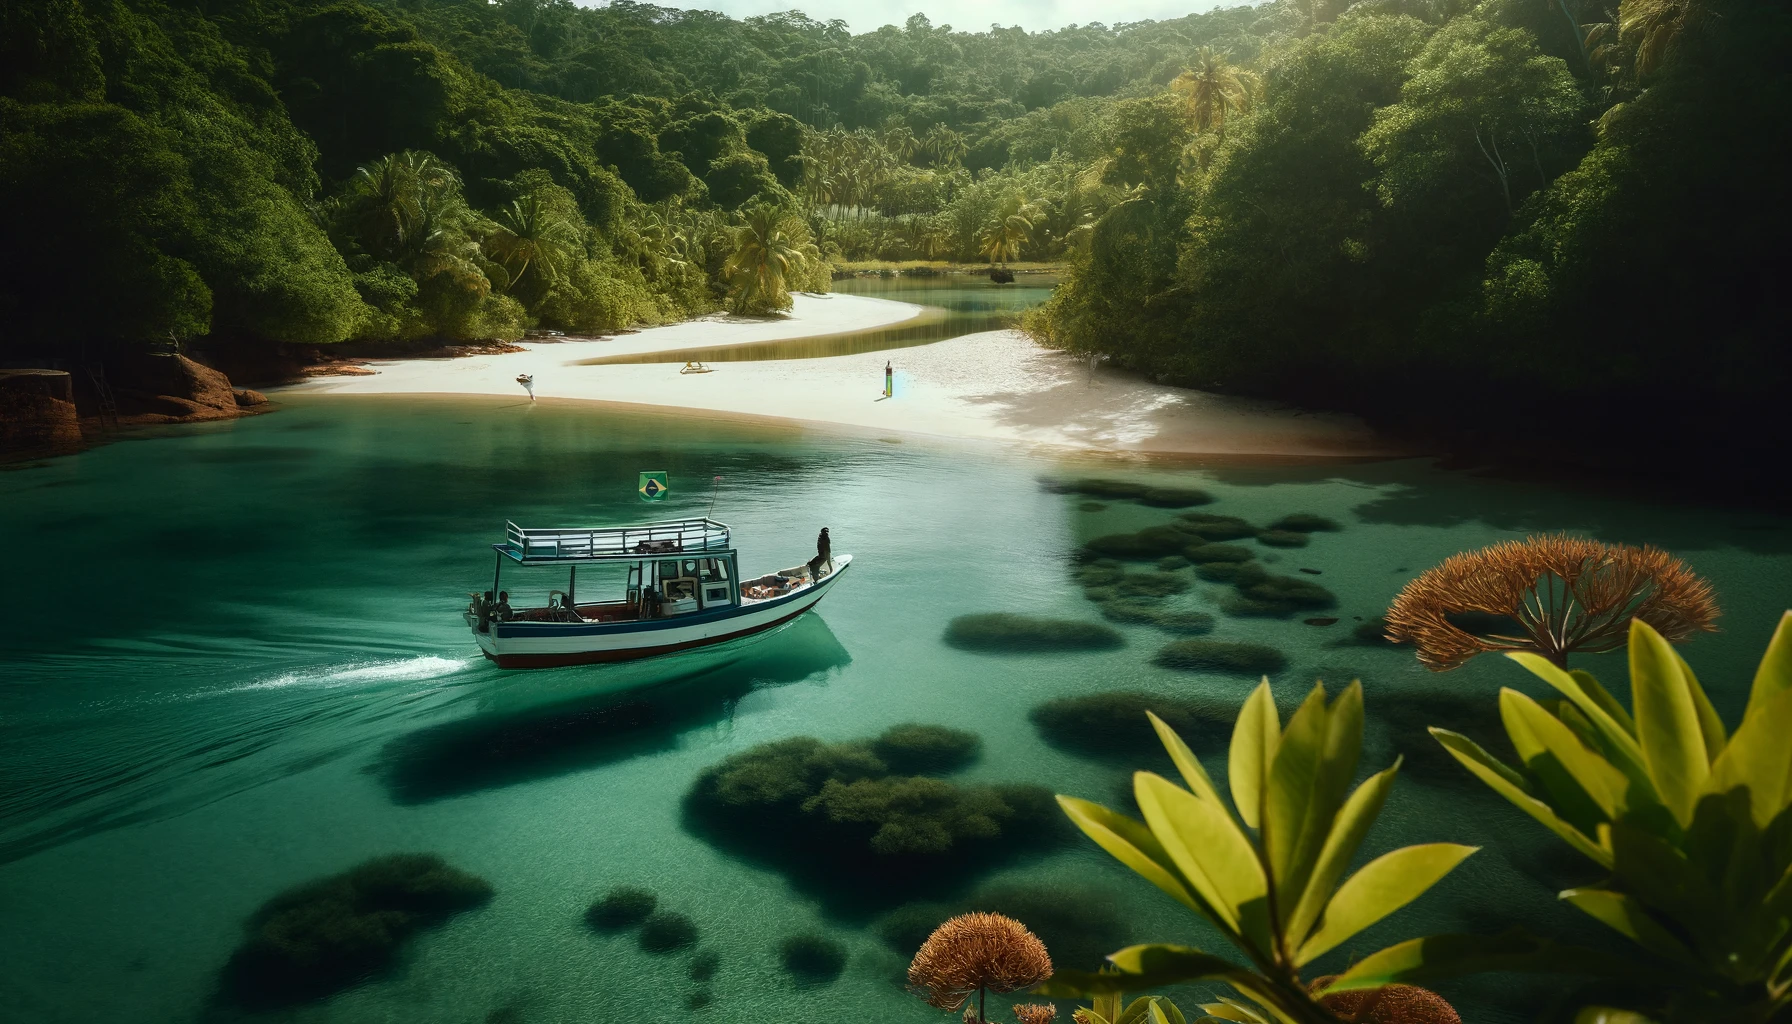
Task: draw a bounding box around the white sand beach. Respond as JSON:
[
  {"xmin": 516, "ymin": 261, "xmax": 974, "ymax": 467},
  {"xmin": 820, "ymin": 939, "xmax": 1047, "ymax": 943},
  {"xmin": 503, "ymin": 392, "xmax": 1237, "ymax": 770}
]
[{"xmin": 281, "ymin": 292, "xmax": 1395, "ymax": 457}]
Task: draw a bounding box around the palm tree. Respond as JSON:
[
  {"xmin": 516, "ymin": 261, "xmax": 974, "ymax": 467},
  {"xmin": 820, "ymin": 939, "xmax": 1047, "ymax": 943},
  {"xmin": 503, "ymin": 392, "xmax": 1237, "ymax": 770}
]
[
  {"xmin": 1170, "ymin": 48, "xmax": 1257, "ymax": 135},
  {"xmin": 483, "ymin": 194, "xmax": 581, "ymax": 294},
  {"xmin": 340, "ymin": 151, "xmax": 461, "ymax": 262},
  {"xmin": 922, "ymin": 124, "xmax": 968, "ymax": 169},
  {"xmin": 723, "ymin": 206, "xmax": 823, "ymax": 315}
]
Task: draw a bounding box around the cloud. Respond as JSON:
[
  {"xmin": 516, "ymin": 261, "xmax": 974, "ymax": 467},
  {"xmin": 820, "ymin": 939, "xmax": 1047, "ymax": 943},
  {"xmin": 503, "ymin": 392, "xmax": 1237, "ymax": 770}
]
[{"xmin": 576, "ymin": 0, "xmax": 1227, "ymax": 34}]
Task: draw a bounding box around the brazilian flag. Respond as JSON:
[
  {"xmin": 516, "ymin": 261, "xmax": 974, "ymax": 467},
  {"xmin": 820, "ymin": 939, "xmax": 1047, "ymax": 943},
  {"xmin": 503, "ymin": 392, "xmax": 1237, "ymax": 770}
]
[{"xmin": 638, "ymin": 471, "xmax": 669, "ymax": 502}]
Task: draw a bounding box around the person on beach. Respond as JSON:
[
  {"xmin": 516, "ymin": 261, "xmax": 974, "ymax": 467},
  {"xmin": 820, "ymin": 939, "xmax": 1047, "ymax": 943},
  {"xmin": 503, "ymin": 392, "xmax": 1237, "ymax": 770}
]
[
  {"xmin": 884, "ymin": 360, "xmax": 893, "ymax": 397},
  {"xmin": 516, "ymin": 373, "xmax": 534, "ymax": 401}
]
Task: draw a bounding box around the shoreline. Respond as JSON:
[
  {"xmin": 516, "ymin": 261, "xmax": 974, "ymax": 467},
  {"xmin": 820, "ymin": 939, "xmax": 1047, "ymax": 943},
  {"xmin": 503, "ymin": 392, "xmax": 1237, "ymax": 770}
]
[{"xmin": 277, "ymin": 293, "xmax": 1398, "ymax": 458}]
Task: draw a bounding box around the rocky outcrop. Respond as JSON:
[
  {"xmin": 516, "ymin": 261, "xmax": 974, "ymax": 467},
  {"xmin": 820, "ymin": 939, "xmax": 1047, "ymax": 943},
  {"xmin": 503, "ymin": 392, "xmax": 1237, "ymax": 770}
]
[
  {"xmin": 0, "ymin": 370, "xmax": 83, "ymax": 452},
  {"xmin": 988, "ymin": 267, "xmax": 1015, "ymax": 284},
  {"xmin": 112, "ymin": 353, "xmax": 246, "ymax": 422}
]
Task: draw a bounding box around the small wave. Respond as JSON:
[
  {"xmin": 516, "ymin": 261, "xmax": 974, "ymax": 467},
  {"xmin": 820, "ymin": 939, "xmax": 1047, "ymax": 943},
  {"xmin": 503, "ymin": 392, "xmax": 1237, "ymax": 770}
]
[{"xmin": 230, "ymin": 655, "xmax": 470, "ymax": 693}]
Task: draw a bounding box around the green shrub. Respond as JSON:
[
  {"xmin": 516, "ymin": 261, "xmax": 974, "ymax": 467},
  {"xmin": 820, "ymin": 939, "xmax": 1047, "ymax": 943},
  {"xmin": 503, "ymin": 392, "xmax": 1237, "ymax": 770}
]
[
  {"xmin": 779, "ymin": 933, "xmax": 847, "ymax": 982},
  {"xmin": 1268, "ymin": 513, "xmax": 1340, "ymax": 532},
  {"xmin": 1185, "ymin": 542, "xmax": 1254, "ymax": 565},
  {"xmin": 1030, "ymin": 690, "xmax": 1234, "ymax": 758},
  {"xmin": 1153, "ymin": 640, "xmax": 1288, "ymax": 675},
  {"xmin": 1256, "ymin": 529, "xmax": 1310, "ymax": 548},
  {"xmin": 585, "ymin": 886, "xmax": 657, "ymax": 931},
  {"xmin": 943, "ymin": 613, "xmax": 1125, "ymax": 653},
  {"xmin": 639, "ymin": 911, "xmax": 699, "ymax": 953},
  {"xmin": 871, "ymin": 724, "xmax": 981, "ymax": 774},
  {"xmin": 222, "ymin": 854, "xmax": 493, "ymax": 1008}
]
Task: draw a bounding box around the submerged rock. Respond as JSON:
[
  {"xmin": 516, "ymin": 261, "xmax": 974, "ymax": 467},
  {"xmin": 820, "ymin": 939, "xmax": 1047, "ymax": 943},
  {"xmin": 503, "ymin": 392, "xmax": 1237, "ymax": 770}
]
[
  {"xmin": 1256, "ymin": 529, "xmax": 1310, "ymax": 548},
  {"xmin": 779, "ymin": 933, "xmax": 847, "ymax": 983},
  {"xmin": 221, "ymin": 853, "xmax": 493, "ymax": 1009},
  {"xmin": 1269, "ymin": 513, "xmax": 1342, "ymax": 533},
  {"xmin": 683, "ymin": 730, "xmax": 1063, "ymax": 902},
  {"xmin": 586, "ymin": 886, "xmax": 657, "ymax": 931},
  {"xmin": 944, "ymin": 613, "xmax": 1124, "ymax": 653},
  {"xmin": 1030, "ymin": 690, "xmax": 1234, "ymax": 758},
  {"xmin": 871, "ymin": 724, "xmax": 981, "ymax": 774},
  {"xmin": 640, "ymin": 911, "xmax": 700, "ymax": 953},
  {"xmin": 1174, "ymin": 513, "xmax": 1258, "ymax": 540},
  {"xmin": 1153, "ymin": 640, "xmax": 1288, "ymax": 675}
]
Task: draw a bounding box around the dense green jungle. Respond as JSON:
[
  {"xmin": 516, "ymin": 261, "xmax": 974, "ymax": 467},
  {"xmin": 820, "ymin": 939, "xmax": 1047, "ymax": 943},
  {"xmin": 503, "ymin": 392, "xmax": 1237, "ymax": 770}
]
[{"xmin": 3, "ymin": 0, "xmax": 1787, "ymax": 479}]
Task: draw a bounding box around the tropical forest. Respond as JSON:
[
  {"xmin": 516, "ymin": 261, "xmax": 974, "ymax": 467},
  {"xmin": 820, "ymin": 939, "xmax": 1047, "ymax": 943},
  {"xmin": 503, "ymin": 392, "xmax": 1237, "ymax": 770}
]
[{"xmin": 0, "ymin": 1, "xmax": 1788, "ymax": 1023}]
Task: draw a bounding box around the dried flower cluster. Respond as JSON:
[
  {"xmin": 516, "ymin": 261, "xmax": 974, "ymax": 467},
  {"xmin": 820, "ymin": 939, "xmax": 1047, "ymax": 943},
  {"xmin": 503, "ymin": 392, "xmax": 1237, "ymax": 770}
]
[
  {"xmin": 1013, "ymin": 1004, "xmax": 1059, "ymax": 1024},
  {"xmin": 1386, "ymin": 534, "xmax": 1718, "ymax": 670},
  {"xmin": 908, "ymin": 913, "xmax": 1054, "ymax": 1013}
]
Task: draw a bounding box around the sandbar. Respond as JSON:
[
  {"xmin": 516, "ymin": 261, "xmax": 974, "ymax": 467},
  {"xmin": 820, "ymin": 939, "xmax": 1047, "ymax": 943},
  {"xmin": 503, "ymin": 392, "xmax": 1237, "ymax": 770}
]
[{"xmin": 280, "ymin": 292, "xmax": 1395, "ymax": 457}]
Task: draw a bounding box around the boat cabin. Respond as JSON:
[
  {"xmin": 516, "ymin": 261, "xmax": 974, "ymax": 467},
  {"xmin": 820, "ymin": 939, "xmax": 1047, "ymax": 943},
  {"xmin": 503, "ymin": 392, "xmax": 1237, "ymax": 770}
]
[{"xmin": 469, "ymin": 517, "xmax": 742, "ymax": 631}]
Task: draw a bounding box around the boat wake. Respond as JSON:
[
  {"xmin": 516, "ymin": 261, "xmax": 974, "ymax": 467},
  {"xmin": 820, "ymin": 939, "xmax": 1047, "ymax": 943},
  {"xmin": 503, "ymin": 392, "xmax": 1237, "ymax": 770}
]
[{"xmin": 228, "ymin": 655, "xmax": 472, "ymax": 693}]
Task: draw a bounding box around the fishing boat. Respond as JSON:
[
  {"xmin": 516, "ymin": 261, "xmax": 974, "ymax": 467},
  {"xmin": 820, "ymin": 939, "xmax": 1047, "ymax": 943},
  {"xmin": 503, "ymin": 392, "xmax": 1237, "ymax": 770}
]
[{"xmin": 465, "ymin": 517, "xmax": 851, "ymax": 668}]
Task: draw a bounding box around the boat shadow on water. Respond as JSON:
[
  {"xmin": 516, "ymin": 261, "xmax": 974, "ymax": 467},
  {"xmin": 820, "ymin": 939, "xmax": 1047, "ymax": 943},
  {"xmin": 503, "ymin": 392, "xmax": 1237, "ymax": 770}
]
[{"xmin": 369, "ymin": 615, "xmax": 850, "ymax": 805}]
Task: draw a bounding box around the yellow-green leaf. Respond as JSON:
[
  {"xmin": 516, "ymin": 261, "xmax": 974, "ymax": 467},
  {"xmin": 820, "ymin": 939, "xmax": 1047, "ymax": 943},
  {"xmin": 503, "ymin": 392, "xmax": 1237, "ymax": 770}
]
[
  {"xmin": 1136, "ymin": 773, "xmax": 1270, "ymax": 950},
  {"xmin": 1058, "ymin": 795, "xmax": 1204, "ymax": 915},
  {"xmin": 1228, "ymin": 680, "xmax": 1279, "ymax": 830},
  {"xmin": 1267, "ymin": 682, "xmax": 1362, "ymax": 919},
  {"xmin": 1508, "ymin": 652, "xmax": 1650, "ymax": 786},
  {"xmin": 1707, "ymin": 681, "xmax": 1792, "ymax": 829},
  {"xmin": 1149, "ymin": 711, "xmax": 1224, "ymax": 809},
  {"xmin": 1629, "ymin": 619, "xmax": 1710, "ymax": 827},
  {"xmin": 1501, "ymin": 688, "xmax": 1630, "ymax": 820},
  {"xmin": 1673, "ymin": 648, "xmax": 1727, "ymax": 760},
  {"xmin": 1560, "ymin": 887, "xmax": 1698, "ymax": 966},
  {"xmin": 1319, "ymin": 932, "xmax": 1637, "ymax": 993},
  {"xmin": 1283, "ymin": 760, "xmax": 1400, "ymax": 949},
  {"xmin": 1746, "ymin": 611, "xmax": 1792, "ymax": 720},
  {"xmin": 1431, "ymin": 728, "xmax": 1612, "ymax": 868},
  {"xmin": 1262, "ymin": 683, "xmax": 1330, "ymax": 895},
  {"xmin": 1569, "ymin": 669, "xmax": 1636, "ymax": 738},
  {"xmin": 1294, "ymin": 843, "xmax": 1477, "ymax": 966}
]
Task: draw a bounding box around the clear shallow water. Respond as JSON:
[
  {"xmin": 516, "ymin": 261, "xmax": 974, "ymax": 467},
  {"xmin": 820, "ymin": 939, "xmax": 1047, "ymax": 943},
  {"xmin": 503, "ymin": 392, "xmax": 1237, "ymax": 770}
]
[
  {"xmin": 2, "ymin": 395, "xmax": 1790, "ymax": 1024},
  {"xmin": 579, "ymin": 274, "xmax": 1057, "ymax": 365}
]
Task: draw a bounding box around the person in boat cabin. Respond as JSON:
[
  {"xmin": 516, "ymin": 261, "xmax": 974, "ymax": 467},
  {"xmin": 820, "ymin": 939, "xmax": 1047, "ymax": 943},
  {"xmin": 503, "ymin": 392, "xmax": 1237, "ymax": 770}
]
[{"xmin": 494, "ymin": 591, "xmax": 513, "ymax": 620}]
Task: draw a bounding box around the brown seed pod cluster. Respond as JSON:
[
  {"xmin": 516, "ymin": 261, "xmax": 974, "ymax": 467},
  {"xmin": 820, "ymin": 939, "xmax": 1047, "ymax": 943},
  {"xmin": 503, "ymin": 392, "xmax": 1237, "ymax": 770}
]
[
  {"xmin": 1013, "ymin": 1004, "xmax": 1059, "ymax": 1024},
  {"xmin": 1312, "ymin": 977, "xmax": 1462, "ymax": 1024},
  {"xmin": 907, "ymin": 913, "xmax": 1054, "ymax": 1011},
  {"xmin": 1386, "ymin": 534, "xmax": 1718, "ymax": 670}
]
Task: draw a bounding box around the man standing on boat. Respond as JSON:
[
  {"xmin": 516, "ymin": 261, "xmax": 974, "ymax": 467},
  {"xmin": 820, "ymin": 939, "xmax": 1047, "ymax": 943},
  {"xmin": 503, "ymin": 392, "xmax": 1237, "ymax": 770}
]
[{"xmin": 809, "ymin": 527, "xmax": 832, "ymax": 579}]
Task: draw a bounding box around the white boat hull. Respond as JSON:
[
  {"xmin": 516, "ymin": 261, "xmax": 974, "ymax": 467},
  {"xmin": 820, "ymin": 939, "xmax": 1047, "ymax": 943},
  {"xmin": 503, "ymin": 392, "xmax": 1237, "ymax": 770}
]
[{"xmin": 470, "ymin": 555, "xmax": 852, "ymax": 669}]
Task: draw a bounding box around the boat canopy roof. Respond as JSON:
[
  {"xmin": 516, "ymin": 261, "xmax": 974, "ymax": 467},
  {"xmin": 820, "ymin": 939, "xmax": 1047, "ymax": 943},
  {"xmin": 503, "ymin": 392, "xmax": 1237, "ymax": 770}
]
[{"xmin": 496, "ymin": 517, "xmax": 732, "ymax": 565}]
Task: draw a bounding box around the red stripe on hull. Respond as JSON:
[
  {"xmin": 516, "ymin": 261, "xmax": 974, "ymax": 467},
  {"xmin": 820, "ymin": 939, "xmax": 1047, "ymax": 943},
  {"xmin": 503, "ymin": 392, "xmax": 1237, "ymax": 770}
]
[{"xmin": 482, "ymin": 603, "xmax": 816, "ymax": 669}]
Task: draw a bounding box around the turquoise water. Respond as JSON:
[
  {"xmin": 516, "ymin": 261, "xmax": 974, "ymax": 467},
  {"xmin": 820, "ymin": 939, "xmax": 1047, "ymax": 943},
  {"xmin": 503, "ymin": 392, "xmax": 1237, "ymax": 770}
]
[{"xmin": 3, "ymin": 393, "xmax": 1790, "ymax": 1024}]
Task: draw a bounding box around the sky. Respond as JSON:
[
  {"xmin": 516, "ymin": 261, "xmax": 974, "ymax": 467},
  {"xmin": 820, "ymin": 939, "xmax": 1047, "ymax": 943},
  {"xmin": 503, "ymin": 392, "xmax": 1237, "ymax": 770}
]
[{"xmin": 581, "ymin": 0, "xmax": 1230, "ymax": 34}]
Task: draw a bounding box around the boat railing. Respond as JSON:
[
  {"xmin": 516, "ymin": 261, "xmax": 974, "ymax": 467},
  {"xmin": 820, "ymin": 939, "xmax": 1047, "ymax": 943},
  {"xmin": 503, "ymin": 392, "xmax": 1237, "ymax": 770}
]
[{"xmin": 501, "ymin": 517, "xmax": 731, "ymax": 563}]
